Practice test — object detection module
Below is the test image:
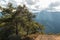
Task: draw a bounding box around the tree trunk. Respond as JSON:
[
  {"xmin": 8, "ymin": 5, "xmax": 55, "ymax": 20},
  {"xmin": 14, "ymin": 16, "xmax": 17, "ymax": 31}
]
[
  {"xmin": 16, "ymin": 21, "xmax": 18, "ymax": 36},
  {"xmin": 26, "ymin": 27, "xmax": 29, "ymax": 35}
]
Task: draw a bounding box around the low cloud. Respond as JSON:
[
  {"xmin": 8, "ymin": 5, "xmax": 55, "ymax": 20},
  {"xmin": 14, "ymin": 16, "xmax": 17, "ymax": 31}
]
[{"xmin": 0, "ymin": 0, "xmax": 60, "ymax": 12}]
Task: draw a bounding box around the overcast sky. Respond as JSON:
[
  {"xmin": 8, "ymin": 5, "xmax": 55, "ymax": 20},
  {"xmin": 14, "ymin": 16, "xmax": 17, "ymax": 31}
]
[{"xmin": 0, "ymin": 0, "xmax": 60, "ymax": 12}]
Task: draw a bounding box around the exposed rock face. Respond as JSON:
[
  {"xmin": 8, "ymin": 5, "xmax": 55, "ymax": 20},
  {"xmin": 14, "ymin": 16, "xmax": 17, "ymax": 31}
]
[{"xmin": 35, "ymin": 35, "xmax": 60, "ymax": 40}]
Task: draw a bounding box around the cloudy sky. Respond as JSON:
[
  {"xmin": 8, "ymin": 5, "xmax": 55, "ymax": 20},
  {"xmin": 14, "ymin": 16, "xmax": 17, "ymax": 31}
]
[{"xmin": 0, "ymin": 0, "xmax": 60, "ymax": 12}]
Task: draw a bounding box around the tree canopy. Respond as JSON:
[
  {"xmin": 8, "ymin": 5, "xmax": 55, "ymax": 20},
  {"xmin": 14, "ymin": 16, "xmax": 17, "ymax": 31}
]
[{"xmin": 0, "ymin": 3, "xmax": 44, "ymax": 40}]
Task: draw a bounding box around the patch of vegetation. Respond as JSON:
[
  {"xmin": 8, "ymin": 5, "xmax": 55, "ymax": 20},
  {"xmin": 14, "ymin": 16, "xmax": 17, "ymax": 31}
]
[{"xmin": 0, "ymin": 3, "xmax": 44, "ymax": 40}]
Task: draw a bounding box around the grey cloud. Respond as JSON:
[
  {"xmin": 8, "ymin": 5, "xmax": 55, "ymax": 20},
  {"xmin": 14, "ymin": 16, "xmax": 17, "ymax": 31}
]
[
  {"xmin": 26, "ymin": 0, "xmax": 36, "ymax": 5},
  {"xmin": 49, "ymin": 2, "xmax": 60, "ymax": 7},
  {"xmin": 0, "ymin": 0, "xmax": 17, "ymax": 7},
  {"xmin": 46, "ymin": 1, "xmax": 60, "ymax": 12},
  {"xmin": 0, "ymin": 0, "xmax": 6, "ymax": 2}
]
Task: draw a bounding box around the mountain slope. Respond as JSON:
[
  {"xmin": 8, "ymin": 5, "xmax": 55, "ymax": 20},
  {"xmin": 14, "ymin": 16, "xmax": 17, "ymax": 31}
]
[{"xmin": 35, "ymin": 10, "xmax": 60, "ymax": 33}]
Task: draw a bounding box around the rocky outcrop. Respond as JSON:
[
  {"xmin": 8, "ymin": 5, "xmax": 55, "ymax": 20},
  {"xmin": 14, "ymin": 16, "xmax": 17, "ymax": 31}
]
[{"xmin": 35, "ymin": 35, "xmax": 60, "ymax": 40}]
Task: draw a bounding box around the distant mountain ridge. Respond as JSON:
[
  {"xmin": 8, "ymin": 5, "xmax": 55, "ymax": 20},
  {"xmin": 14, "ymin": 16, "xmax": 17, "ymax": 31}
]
[{"xmin": 35, "ymin": 10, "xmax": 60, "ymax": 34}]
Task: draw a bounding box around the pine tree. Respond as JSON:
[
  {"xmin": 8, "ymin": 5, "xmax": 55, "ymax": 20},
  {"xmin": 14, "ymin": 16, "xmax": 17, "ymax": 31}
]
[{"xmin": 0, "ymin": 3, "xmax": 44, "ymax": 40}]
